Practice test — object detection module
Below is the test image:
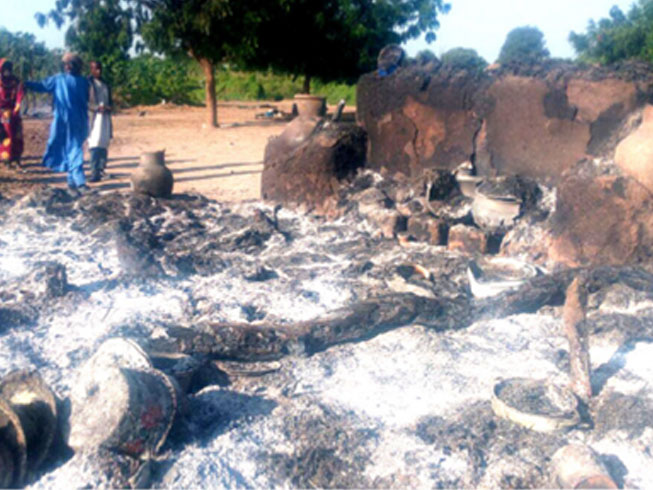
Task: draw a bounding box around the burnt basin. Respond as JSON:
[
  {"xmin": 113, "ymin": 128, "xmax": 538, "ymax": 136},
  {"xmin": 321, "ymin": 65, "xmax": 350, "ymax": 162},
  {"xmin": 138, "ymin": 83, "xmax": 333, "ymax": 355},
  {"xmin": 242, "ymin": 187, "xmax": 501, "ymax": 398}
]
[
  {"xmin": 467, "ymin": 256, "xmax": 540, "ymax": 299},
  {"xmin": 472, "ymin": 192, "xmax": 521, "ymax": 231},
  {"xmin": 491, "ymin": 378, "xmax": 580, "ymax": 433}
]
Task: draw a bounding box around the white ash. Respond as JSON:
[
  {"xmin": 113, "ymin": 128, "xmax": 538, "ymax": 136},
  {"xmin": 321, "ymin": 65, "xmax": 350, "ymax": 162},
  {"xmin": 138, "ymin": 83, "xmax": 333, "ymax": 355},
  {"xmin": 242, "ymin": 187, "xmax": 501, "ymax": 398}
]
[{"xmin": 0, "ymin": 189, "xmax": 650, "ymax": 488}]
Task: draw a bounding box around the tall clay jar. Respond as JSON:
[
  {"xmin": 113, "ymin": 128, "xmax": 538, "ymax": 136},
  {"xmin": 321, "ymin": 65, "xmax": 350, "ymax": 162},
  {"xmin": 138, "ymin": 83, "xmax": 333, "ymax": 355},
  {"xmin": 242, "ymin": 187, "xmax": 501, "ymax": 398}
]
[
  {"xmin": 293, "ymin": 94, "xmax": 326, "ymax": 118},
  {"xmin": 131, "ymin": 150, "xmax": 174, "ymax": 198}
]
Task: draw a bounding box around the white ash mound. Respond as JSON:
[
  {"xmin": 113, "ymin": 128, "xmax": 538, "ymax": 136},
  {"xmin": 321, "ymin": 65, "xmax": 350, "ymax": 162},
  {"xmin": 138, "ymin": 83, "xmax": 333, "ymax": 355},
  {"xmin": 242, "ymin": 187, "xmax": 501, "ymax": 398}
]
[{"xmin": 0, "ymin": 186, "xmax": 652, "ymax": 488}]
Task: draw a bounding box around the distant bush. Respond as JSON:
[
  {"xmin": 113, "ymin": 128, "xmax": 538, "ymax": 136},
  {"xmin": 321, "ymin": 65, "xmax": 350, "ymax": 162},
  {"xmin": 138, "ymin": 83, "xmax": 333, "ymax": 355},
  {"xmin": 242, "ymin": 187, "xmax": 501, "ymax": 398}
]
[
  {"xmin": 112, "ymin": 57, "xmax": 357, "ymax": 107},
  {"xmin": 113, "ymin": 55, "xmax": 203, "ymax": 106},
  {"xmin": 215, "ymin": 67, "xmax": 356, "ymax": 105},
  {"xmin": 415, "ymin": 49, "xmax": 438, "ymax": 65},
  {"xmin": 441, "ymin": 47, "xmax": 488, "ymax": 72},
  {"xmin": 311, "ymin": 79, "xmax": 357, "ymax": 105},
  {"xmin": 498, "ymin": 26, "xmax": 550, "ymax": 64}
]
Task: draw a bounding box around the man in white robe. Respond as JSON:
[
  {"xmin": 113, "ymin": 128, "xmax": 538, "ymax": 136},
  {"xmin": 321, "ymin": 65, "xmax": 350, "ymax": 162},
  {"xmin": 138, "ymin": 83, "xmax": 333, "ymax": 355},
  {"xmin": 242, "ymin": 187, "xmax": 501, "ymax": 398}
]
[{"xmin": 88, "ymin": 61, "xmax": 112, "ymax": 182}]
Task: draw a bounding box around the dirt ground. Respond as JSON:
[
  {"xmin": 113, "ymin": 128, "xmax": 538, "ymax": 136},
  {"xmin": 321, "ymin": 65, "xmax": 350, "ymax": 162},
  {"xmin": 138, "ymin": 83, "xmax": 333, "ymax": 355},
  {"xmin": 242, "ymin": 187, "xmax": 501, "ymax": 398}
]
[{"xmin": 0, "ymin": 100, "xmax": 351, "ymax": 201}]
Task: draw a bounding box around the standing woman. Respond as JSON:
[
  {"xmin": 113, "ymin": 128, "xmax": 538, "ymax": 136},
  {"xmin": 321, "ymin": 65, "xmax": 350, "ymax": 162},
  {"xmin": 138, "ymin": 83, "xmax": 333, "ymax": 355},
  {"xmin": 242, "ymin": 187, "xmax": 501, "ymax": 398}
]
[
  {"xmin": 0, "ymin": 59, "xmax": 25, "ymax": 169},
  {"xmin": 25, "ymin": 53, "xmax": 89, "ymax": 195}
]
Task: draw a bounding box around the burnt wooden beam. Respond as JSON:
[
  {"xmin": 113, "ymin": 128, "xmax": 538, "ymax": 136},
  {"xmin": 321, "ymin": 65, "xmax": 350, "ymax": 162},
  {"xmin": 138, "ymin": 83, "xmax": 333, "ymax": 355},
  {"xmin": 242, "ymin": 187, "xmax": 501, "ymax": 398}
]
[{"xmin": 153, "ymin": 265, "xmax": 653, "ymax": 362}]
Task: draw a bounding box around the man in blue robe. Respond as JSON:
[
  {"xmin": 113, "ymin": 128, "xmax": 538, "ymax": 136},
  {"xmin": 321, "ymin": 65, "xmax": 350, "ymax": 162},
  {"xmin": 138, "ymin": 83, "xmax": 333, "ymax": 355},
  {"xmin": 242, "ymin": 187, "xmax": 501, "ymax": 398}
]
[{"xmin": 26, "ymin": 53, "xmax": 90, "ymax": 195}]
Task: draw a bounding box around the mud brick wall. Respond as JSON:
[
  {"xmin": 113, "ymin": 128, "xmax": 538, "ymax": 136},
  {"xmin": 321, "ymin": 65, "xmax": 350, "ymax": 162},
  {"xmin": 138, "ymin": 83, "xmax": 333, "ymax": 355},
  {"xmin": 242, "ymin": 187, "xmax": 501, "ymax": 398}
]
[{"xmin": 357, "ymin": 61, "xmax": 653, "ymax": 181}]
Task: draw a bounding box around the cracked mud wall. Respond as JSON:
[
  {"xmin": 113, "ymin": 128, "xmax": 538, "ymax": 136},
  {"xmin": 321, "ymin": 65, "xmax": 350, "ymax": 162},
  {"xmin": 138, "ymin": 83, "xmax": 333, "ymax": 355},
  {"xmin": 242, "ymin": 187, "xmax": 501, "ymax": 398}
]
[{"xmin": 357, "ymin": 62, "xmax": 653, "ymax": 181}]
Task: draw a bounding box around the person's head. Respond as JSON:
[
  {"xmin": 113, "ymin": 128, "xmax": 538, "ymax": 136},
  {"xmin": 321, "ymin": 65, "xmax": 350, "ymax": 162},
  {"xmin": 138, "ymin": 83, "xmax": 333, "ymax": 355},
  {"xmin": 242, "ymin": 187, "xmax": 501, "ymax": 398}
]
[
  {"xmin": 90, "ymin": 61, "xmax": 102, "ymax": 80},
  {"xmin": 0, "ymin": 60, "xmax": 13, "ymax": 79},
  {"xmin": 62, "ymin": 53, "xmax": 83, "ymax": 75}
]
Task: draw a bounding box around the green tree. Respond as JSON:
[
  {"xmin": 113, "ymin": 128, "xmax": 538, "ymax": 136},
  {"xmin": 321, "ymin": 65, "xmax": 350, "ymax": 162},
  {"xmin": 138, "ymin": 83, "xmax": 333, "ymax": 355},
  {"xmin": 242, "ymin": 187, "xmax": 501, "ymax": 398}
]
[
  {"xmin": 0, "ymin": 29, "xmax": 60, "ymax": 82},
  {"xmin": 441, "ymin": 47, "xmax": 487, "ymax": 72},
  {"xmin": 498, "ymin": 26, "xmax": 550, "ymax": 64},
  {"xmin": 0, "ymin": 29, "xmax": 61, "ymax": 111},
  {"xmin": 119, "ymin": 54, "xmax": 204, "ymax": 106},
  {"xmin": 126, "ymin": 0, "xmax": 272, "ymax": 127},
  {"xmin": 248, "ymin": 0, "xmax": 451, "ymax": 94},
  {"xmin": 569, "ymin": 0, "xmax": 653, "ymax": 64},
  {"xmin": 35, "ymin": 0, "xmax": 134, "ymax": 87}
]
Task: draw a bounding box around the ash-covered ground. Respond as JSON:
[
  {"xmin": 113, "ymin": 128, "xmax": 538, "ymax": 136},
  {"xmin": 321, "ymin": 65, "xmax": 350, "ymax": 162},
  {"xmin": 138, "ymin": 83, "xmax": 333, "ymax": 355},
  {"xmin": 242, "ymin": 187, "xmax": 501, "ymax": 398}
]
[{"xmin": 0, "ymin": 181, "xmax": 652, "ymax": 488}]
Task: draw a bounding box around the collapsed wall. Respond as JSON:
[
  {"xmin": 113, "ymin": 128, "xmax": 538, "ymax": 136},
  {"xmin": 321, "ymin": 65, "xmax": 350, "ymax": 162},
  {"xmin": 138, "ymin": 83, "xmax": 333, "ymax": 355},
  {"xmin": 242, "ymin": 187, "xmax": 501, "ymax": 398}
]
[{"xmin": 357, "ymin": 60, "xmax": 653, "ymax": 181}]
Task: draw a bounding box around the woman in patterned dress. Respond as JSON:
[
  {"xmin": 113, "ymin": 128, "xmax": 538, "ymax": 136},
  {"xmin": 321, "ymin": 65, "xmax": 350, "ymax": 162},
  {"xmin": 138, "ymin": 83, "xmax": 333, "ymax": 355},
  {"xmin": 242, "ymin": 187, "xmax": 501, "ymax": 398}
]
[{"xmin": 0, "ymin": 59, "xmax": 24, "ymax": 168}]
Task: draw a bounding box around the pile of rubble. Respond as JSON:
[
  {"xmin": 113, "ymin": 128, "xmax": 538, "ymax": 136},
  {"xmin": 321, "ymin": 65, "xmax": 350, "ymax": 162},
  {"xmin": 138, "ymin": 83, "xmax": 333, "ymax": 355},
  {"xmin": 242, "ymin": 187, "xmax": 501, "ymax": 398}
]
[
  {"xmin": 1, "ymin": 52, "xmax": 653, "ymax": 488},
  {"xmin": 0, "ymin": 179, "xmax": 651, "ymax": 487}
]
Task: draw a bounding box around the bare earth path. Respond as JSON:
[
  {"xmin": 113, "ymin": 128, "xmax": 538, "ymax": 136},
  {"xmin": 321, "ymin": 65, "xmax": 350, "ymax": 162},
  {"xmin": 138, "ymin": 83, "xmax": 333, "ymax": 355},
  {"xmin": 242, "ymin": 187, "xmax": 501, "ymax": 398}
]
[{"xmin": 0, "ymin": 101, "xmax": 306, "ymax": 201}]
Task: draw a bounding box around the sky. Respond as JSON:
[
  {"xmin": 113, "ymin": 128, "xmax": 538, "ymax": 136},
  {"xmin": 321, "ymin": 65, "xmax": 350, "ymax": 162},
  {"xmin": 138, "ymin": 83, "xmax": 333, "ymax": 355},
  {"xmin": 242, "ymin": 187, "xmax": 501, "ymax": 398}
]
[
  {"xmin": 405, "ymin": 0, "xmax": 637, "ymax": 61},
  {"xmin": 0, "ymin": 0, "xmax": 639, "ymax": 63}
]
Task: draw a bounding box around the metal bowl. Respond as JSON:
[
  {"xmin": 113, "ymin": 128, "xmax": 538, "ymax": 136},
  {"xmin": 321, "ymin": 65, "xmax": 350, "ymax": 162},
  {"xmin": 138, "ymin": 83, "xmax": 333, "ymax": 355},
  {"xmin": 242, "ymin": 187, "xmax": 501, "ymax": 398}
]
[
  {"xmin": 467, "ymin": 256, "xmax": 540, "ymax": 298},
  {"xmin": 472, "ymin": 192, "xmax": 521, "ymax": 231},
  {"xmin": 491, "ymin": 378, "xmax": 580, "ymax": 433},
  {"xmin": 456, "ymin": 174, "xmax": 483, "ymax": 198}
]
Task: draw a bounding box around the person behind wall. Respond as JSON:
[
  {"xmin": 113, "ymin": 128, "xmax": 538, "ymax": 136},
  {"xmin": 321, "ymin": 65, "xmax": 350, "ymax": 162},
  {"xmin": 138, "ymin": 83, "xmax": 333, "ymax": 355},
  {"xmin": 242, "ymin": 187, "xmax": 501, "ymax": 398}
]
[
  {"xmin": 25, "ymin": 53, "xmax": 90, "ymax": 196},
  {"xmin": 0, "ymin": 59, "xmax": 25, "ymax": 169},
  {"xmin": 88, "ymin": 60, "xmax": 113, "ymax": 182}
]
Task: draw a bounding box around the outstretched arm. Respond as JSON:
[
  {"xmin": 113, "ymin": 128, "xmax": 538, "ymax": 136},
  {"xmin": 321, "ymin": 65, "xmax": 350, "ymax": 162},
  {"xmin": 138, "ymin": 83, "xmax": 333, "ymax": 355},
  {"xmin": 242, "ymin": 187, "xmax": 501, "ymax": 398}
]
[{"xmin": 25, "ymin": 76, "xmax": 57, "ymax": 94}]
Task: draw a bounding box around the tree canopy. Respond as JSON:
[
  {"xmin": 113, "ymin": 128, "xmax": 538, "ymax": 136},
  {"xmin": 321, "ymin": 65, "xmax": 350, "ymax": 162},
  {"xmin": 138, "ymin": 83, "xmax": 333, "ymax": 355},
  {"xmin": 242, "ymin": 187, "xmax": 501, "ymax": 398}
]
[
  {"xmin": 140, "ymin": 0, "xmax": 275, "ymax": 126},
  {"xmin": 498, "ymin": 26, "xmax": 550, "ymax": 64},
  {"xmin": 0, "ymin": 29, "xmax": 61, "ymax": 83},
  {"xmin": 36, "ymin": 0, "xmax": 133, "ymax": 85},
  {"xmin": 441, "ymin": 47, "xmax": 487, "ymax": 72},
  {"xmin": 569, "ymin": 0, "xmax": 653, "ymax": 65},
  {"xmin": 248, "ymin": 0, "xmax": 451, "ymax": 93}
]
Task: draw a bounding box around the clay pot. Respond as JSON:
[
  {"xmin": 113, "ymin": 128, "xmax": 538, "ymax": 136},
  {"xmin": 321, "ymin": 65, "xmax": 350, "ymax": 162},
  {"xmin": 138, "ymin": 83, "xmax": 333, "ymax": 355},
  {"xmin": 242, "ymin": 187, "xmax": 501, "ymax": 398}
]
[
  {"xmin": 131, "ymin": 150, "xmax": 174, "ymax": 198},
  {"xmin": 69, "ymin": 366, "xmax": 177, "ymax": 457},
  {"xmin": 293, "ymin": 94, "xmax": 326, "ymax": 118},
  {"xmin": 0, "ymin": 370, "xmax": 58, "ymax": 478},
  {"xmin": 0, "ymin": 396, "xmax": 27, "ymax": 487},
  {"xmin": 551, "ymin": 444, "xmax": 617, "ymax": 489}
]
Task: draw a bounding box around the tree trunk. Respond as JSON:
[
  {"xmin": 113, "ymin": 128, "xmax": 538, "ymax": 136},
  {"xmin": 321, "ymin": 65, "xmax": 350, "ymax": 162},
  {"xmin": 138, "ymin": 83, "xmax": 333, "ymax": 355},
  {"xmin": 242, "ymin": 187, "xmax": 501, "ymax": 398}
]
[
  {"xmin": 302, "ymin": 74, "xmax": 311, "ymax": 94},
  {"xmin": 199, "ymin": 57, "xmax": 218, "ymax": 128}
]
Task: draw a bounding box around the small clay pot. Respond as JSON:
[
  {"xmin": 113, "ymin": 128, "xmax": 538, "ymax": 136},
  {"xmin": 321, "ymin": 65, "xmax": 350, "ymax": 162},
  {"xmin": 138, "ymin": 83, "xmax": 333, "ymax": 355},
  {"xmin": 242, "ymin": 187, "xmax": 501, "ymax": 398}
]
[
  {"xmin": 0, "ymin": 370, "xmax": 58, "ymax": 477},
  {"xmin": 0, "ymin": 396, "xmax": 27, "ymax": 487},
  {"xmin": 131, "ymin": 150, "xmax": 173, "ymax": 198},
  {"xmin": 293, "ymin": 94, "xmax": 326, "ymax": 118}
]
